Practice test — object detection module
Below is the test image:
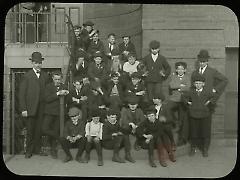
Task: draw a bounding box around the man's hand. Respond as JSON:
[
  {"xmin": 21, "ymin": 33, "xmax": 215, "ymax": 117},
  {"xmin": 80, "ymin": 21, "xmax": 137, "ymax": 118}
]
[
  {"xmin": 142, "ymin": 71, "xmax": 149, "ymax": 77},
  {"xmin": 112, "ymin": 133, "xmax": 118, "ymax": 137},
  {"xmin": 117, "ymin": 132, "xmax": 123, "ymax": 135},
  {"xmin": 159, "ymin": 116, "xmax": 167, "ymax": 122},
  {"xmin": 159, "ymin": 70, "xmax": 165, "ymax": 77},
  {"xmin": 93, "ymin": 136, "xmax": 100, "ymax": 143},
  {"xmin": 87, "ymin": 135, "xmax": 92, "ymax": 142},
  {"xmin": 80, "ymin": 96, "xmax": 88, "ymax": 101},
  {"xmin": 136, "ymin": 91, "xmax": 145, "ymax": 96},
  {"xmin": 204, "ymin": 100, "xmax": 211, "ymax": 106},
  {"xmin": 212, "ymin": 89, "xmax": 217, "ymax": 93},
  {"xmin": 99, "ymin": 105, "xmax": 106, "ymax": 109},
  {"xmin": 72, "ymin": 97, "xmax": 79, "ymax": 103},
  {"xmin": 187, "ymin": 101, "xmax": 192, "ymax": 105},
  {"xmin": 123, "ymin": 51, "xmax": 129, "ymax": 56},
  {"xmin": 22, "ymin": 111, "xmax": 28, "ymax": 117}
]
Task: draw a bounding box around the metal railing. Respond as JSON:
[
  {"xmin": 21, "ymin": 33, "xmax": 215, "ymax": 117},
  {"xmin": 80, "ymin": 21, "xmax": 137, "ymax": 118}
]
[{"xmin": 5, "ymin": 11, "xmax": 75, "ymax": 47}]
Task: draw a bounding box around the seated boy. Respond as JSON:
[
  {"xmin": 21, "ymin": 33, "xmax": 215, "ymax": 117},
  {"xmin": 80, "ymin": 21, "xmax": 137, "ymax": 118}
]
[
  {"xmin": 84, "ymin": 109, "xmax": 104, "ymax": 166},
  {"xmin": 119, "ymin": 95, "xmax": 145, "ymax": 153},
  {"xmin": 87, "ymin": 51, "xmax": 108, "ymax": 93},
  {"xmin": 59, "ymin": 107, "xmax": 87, "ymax": 163},
  {"xmin": 125, "ymin": 72, "xmax": 149, "ymax": 109},
  {"xmin": 88, "ymin": 82, "xmax": 108, "ymax": 122},
  {"xmin": 167, "ymin": 61, "xmax": 191, "ymax": 145},
  {"xmin": 182, "ymin": 74, "xmax": 215, "ymax": 157},
  {"xmin": 152, "ymin": 92, "xmax": 176, "ymax": 152},
  {"xmin": 67, "ymin": 76, "xmax": 90, "ymax": 122},
  {"xmin": 105, "ymin": 72, "xmax": 124, "ymax": 112},
  {"xmin": 102, "ymin": 109, "xmax": 130, "ymax": 163},
  {"xmin": 71, "ymin": 50, "xmax": 89, "ymax": 79},
  {"xmin": 123, "ymin": 52, "xmax": 140, "ymax": 76}
]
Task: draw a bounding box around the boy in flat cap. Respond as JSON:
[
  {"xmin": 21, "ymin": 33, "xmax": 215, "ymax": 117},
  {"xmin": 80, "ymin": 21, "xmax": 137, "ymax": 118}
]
[
  {"xmin": 81, "ymin": 20, "xmax": 96, "ymax": 50},
  {"xmin": 59, "ymin": 107, "xmax": 87, "ymax": 163},
  {"xmin": 105, "ymin": 72, "xmax": 124, "ymax": 112},
  {"xmin": 167, "ymin": 61, "xmax": 191, "ymax": 145},
  {"xmin": 142, "ymin": 40, "xmax": 171, "ymax": 100},
  {"xmin": 118, "ymin": 35, "xmax": 136, "ymax": 63},
  {"xmin": 87, "ymin": 82, "xmax": 108, "ymax": 121},
  {"xmin": 125, "ymin": 72, "xmax": 148, "ymax": 110},
  {"xmin": 19, "ymin": 52, "xmax": 50, "ymax": 158},
  {"xmin": 135, "ymin": 106, "xmax": 165, "ymax": 167},
  {"xmin": 182, "ymin": 74, "xmax": 216, "ymax": 157},
  {"xmin": 102, "ymin": 109, "xmax": 129, "ymax": 163},
  {"xmin": 190, "ymin": 49, "xmax": 228, "ymax": 155},
  {"xmin": 87, "ymin": 51, "xmax": 108, "ymax": 90},
  {"xmin": 84, "ymin": 109, "xmax": 104, "ymax": 166},
  {"xmin": 42, "ymin": 71, "xmax": 69, "ymax": 159},
  {"xmin": 72, "ymin": 25, "xmax": 86, "ymax": 52},
  {"xmin": 120, "ymin": 95, "xmax": 145, "ymax": 154},
  {"xmin": 151, "ymin": 93, "xmax": 176, "ymax": 166}
]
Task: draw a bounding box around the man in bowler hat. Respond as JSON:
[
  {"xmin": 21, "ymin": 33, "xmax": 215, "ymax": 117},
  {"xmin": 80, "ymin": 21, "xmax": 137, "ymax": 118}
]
[
  {"xmin": 142, "ymin": 40, "xmax": 171, "ymax": 100},
  {"xmin": 190, "ymin": 49, "xmax": 228, "ymax": 156},
  {"xmin": 19, "ymin": 52, "xmax": 50, "ymax": 158}
]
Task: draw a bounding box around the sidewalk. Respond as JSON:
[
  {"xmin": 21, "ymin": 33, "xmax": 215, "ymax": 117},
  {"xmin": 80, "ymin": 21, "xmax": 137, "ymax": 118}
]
[{"xmin": 4, "ymin": 139, "xmax": 237, "ymax": 178}]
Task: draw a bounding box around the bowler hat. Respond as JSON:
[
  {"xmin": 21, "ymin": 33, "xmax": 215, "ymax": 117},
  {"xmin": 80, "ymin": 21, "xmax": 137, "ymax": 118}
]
[
  {"xmin": 175, "ymin": 61, "xmax": 187, "ymax": 69},
  {"xmin": 197, "ymin": 49, "xmax": 210, "ymax": 61},
  {"xmin": 126, "ymin": 95, "xmax": 139, "ymax": 105},
  {"xmin": 149, "ymin": 40, "xmax": 160, "ymax": 49},
  {"xmin": 93, "ymin": 51, "xmax": 103, "ymax": 58},
  {"xmin": 68, "ymin": 107, "xmax": 81, "ymax": 117},
  {"xmin": 83, "ymin": 20, "xmax": 94, "ymax": 26},
  {"xmin": 192, "ymin": 74, "xmax": 205, "ymax": 82},
  {"xmin": 29, "ymin": 52, "xmax": 44, "ymax": 62}
]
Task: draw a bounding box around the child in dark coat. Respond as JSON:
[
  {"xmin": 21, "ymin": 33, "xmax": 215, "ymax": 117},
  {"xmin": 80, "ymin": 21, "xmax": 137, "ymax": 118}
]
[
  {"xmin": 59, "ymin": 107, "xmax": 87, "ymax": 163},
  {"xmin": 102, "ymin": 109, "xmax": 131, "ymax": 163},
  {"xmin": 182, "ymin": 74, "xmax": 216, "ymax": 157}
]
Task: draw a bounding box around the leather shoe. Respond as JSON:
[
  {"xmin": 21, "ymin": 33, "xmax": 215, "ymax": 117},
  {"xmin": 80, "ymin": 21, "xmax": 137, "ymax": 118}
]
[
  {"xmin": 25, "ymin": 153, "xmax": 32, "ymax": 159},
  {"xmin": 169, "ymin": 152, "xmax": 176, "ymax": 162},
  {"xmin": 63, "ymin": 155, "xmax": 73, "ymax": 163},
  {"xmin": 159, "ymin": 160, "xmax": 167, "ymax": 167}
]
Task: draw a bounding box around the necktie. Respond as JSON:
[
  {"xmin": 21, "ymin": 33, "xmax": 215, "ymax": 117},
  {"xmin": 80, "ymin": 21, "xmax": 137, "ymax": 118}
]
[
  {"xmin": 36, "ymin": 71, "xmax": 40, "ymax": 78},
  {"xmin": 200, "ymin": 68, "xmax": 203, "ymax": 74}
]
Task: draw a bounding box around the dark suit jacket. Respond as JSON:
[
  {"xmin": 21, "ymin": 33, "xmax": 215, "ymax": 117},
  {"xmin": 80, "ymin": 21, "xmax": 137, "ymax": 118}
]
[
  {"xmin": 102, "ymin": 121, "xmax": 122, "ymax": 141},
  {"xmin": 63, "ymin": 120, "xmax": 86, "ymax": 138},
  {"xmin": 87, "ymin": 62, "xmax": 108, "ymax": 81},
  {"xmin": 105, "ymin": 81, "xmax": 124, "ymax": 99},
  {"xmin": 191, "ymin": 66, "xmax": 228, "ymax": 101},
  {"xmin": 182, "ymin": 87, "xmax": 215, "ymax": 118},
  {"xmin": 44, "ymin": 82, "xmax": 68, "ymax": 116},
  {"xmin": 19, "ymin": 69, "xmax": 50, "ymax": 116},
  {"xmin": 71, "ymin": 60, "xmax": 89, "ymax": 79},
  {"xmin": 125, "ymin": 81, "xmax": 146, "ymax": 96},
  {"xmin": 142, "ymin": 53, "xmax": 171, "ymax": 83},
  {"xmin": 104, "ymin": 42, "xmax": 119, "ymax": 57},
  {"xmin": 119, "ymin": 107, "xmax": 145, "ymax": 130},
  {"xmin": 118, "ymin": 41, "xmax": 136, "ymax": 62},
  {"xmin": 87, "ymin": 40, "xmax": 105, "ymax": 56},
  {"xmin": 67, "ymin": 84, "xmax": 91, "ymax": 108}
]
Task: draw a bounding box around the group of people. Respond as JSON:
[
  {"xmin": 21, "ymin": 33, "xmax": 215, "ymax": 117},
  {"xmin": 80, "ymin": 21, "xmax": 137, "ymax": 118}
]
[{"xmin": 18, "ymin": 20, "xmax": 228, "ymax": 168}]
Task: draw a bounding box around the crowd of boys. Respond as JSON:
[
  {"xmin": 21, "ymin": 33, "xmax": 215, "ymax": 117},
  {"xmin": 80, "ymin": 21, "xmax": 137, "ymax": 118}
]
[{"xmin": 19, "ymin": 20, "xmax": 228, "ymax": 168}]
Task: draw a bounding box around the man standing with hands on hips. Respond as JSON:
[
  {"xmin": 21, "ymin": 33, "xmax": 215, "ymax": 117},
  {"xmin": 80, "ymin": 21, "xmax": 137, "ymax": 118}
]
[{"xmin": 19, "ymin": 52, "xmax": 50, "ymax": 158}]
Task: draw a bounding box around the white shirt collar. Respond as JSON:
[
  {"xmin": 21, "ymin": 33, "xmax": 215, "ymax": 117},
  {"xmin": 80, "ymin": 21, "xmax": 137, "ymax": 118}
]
[
  {"xmin": 151, "ymin": 53, "xmax": 158, "ymax": 62},
  {"xmin": 199, "ymin": 65, "xmax": 207, "ymax": 74},
  {"xmin": 196, "ymin": 88, "xmax": 203, "ymax": 92},
  {"xmin": 33, "ymin": 68, "xmax": 40, "ymax": 78}
]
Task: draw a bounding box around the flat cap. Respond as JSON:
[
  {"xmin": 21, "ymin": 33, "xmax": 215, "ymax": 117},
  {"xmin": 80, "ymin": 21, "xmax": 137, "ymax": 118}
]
[
  {"xmin": 192, "ymin": 73, "xmax": 205, "ymax": 82},
  {"xmin": 149, "ymin": 40, "xmax": 160, "ymax": 49},
  {"xmin": 83, "ymin": 20, "xmax": 94, "ymax": 26},
  {"xmin": 68, "ymin": 107, "xmax": 81, "ymax": 117}
]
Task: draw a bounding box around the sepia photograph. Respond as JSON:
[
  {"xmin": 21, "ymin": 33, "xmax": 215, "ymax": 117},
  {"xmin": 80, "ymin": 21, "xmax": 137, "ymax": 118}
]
[{"xmin": 3, "ymin": 2, "xmax": 238, "ymax": 178}]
